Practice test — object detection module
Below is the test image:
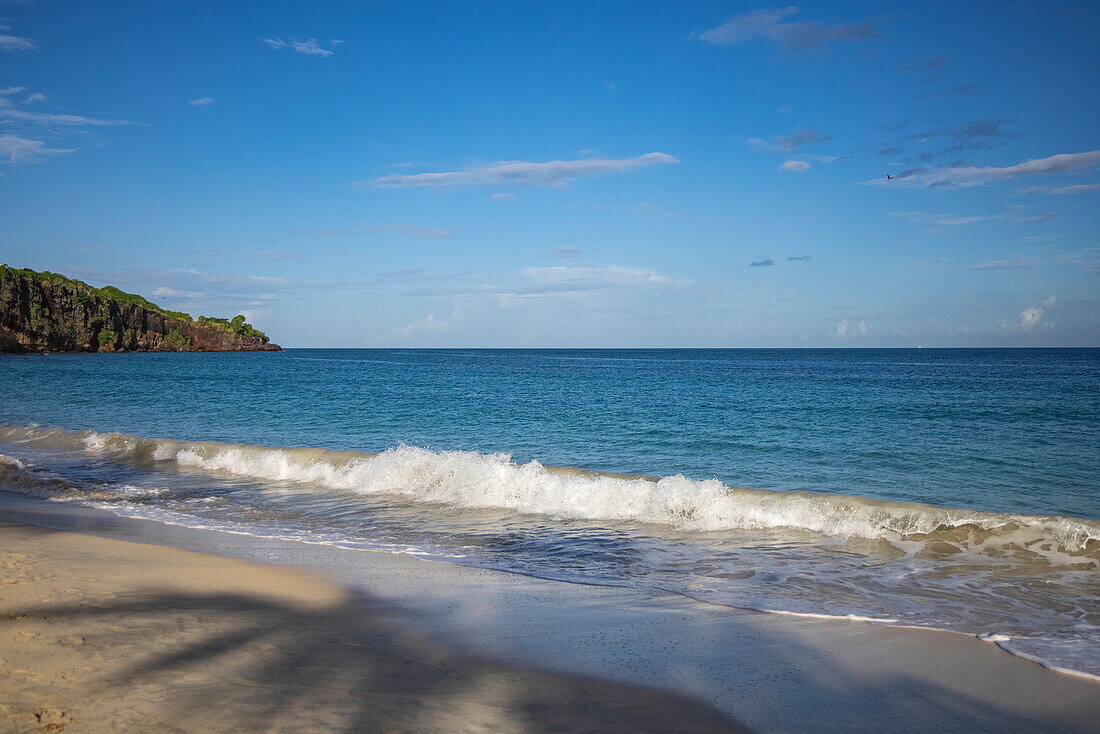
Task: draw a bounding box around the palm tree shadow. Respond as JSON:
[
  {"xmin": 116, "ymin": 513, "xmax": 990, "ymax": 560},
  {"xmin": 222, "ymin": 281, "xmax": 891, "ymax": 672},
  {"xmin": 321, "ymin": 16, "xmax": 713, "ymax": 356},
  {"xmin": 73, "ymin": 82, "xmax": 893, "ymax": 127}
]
[{"xmin": 19, "ymin": 590, "xmax": 754, "ymax": 733}]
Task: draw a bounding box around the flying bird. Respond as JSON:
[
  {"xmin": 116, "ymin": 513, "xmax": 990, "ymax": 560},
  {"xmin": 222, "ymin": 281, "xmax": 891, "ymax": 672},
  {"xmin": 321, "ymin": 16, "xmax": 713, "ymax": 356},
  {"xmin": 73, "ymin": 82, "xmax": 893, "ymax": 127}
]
[{"xmin": 886, "ymin": 174, "xmax": 894, "ymax": 180}]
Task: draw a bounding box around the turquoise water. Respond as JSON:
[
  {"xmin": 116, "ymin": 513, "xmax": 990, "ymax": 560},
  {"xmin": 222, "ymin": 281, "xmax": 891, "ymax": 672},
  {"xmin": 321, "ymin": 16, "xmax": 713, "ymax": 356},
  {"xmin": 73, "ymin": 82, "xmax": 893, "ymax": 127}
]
[
  {"xmin": 1, "ymin": 348, "xmax": 1098, "ymax": 676},
  {"xmin": 3, "ymin": 348, "xmax": 1098, "ymax": 517}
]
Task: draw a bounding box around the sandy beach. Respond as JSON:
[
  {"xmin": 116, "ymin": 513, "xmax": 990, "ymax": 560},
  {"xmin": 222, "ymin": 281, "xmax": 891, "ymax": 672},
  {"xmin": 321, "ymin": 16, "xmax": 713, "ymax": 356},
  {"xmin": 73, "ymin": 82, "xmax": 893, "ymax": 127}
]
[
  {"xmin": 2, "ymin": 494, "xmax": 1099, "ymax": 734},
  {"xmin": 0, "ymin": 517, "xmax": 749, "ymax": 733}
]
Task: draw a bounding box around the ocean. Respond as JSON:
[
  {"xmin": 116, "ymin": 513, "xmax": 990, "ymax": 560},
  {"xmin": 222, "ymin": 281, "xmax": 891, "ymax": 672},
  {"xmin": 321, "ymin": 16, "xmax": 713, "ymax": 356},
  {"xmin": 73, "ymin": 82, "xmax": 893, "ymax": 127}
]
[{"xmin": 1, "ymin": 348, "xmax": 1098, "ymax": 677}]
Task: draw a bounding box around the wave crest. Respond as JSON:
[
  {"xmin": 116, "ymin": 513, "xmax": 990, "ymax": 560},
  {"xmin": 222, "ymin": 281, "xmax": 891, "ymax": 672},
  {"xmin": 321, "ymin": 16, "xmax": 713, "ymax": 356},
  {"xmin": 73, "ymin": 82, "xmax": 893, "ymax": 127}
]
[{"xmin": 2, "ymin": 423, "xmax": 1098, "ymax": 560}]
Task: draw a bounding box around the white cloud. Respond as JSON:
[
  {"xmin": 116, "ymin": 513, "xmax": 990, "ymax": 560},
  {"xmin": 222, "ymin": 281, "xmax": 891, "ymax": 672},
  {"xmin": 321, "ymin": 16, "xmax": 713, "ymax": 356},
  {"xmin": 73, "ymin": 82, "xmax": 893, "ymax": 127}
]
[
  {"xmin": 189, "ymin": 97, "xmax": 215, "ymax": 106},
  {"xmin": 401, "ymin": 313, "xmax": 450, "ymax": 335},
  {"xmin": 262, "ymin": 37, "xmax": 339, "ymax": 56},
  {"xmin": 0, "ymin": 89, "xmax": 137, "ymax": 168},
  {"xmin": 0, "ymin": 35, "xmax": 29, "ymax": 52},
  {"xmin": 1017, "ymin": 296, "xmax": 1055, "ymax": 330},
  {"xmin": 834, "ymin": 319, "xmax": 868, "ymax": 337},
  {"xmin": 490, "ymin": 192, "xmax": 515, "ymax": 201},
  {"xmin": 358, "ymin": 152, "xmax": 680, "ymax": 189},
  {"xmin": 779, "ymin": 160, "xmax": 810, "ymax": 172},
  {"xmin": 695, "ymin": 7, "xmax": 875, "ymax": 50},
  {"xmin": 0, "ymin": 134, "xmax": 73, "ymax": 163},
  {"xmin": 290, "ymin": 39, "xmax": 332, "ymax": 56},
  {"xmin": 0, "ymin": 23, "xmax": 35, "ymax": 51},
  {"xmin": 871, "ymin": 150, "xmax": 1100, "ymax": 189}
]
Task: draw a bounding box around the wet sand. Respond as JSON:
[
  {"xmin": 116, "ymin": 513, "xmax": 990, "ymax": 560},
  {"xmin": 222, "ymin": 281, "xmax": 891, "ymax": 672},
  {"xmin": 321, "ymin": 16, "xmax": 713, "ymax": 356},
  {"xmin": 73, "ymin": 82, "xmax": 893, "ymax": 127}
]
[{"xmin": 1, "ymin": 494, "xmax": 1098, "ymax": 733}]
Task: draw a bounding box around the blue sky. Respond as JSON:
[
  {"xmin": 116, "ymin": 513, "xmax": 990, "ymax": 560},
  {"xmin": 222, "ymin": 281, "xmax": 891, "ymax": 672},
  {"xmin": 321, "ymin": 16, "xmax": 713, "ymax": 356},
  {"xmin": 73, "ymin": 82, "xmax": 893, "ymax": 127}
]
[{"xmin": 1, "ymin": 0, "xmax": 1098, "ymax": 347}]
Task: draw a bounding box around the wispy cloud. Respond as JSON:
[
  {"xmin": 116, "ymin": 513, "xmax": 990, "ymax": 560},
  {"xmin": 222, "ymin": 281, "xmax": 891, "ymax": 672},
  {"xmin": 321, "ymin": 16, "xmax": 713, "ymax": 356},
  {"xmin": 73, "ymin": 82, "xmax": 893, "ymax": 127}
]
[
  {"xmin": 922, "ymin": 84, "xmax": 981, "ymax": 98},
  {"xmin": 522, "ymin": 264, "xmax": 675, "ymax": 286},
  {"xmin": 749, "ymin": 257, "xmax": 775, "ymax": 267},
  {"xmin": 1055, "ymin": 249, "xmax": 1100, "ymax": 275},
  {"xmin": 548, "ymin": 247, "xmax": 582, "ymax": 259},
  {"xmin": 1012, "ymin": 211, "xmax": 1057, "ymax": 224},
  {"xmin": 747, "ymin": 128, "xmax": 832, "ymax": 153},
  {"xmin": 0, "ymin": 88, "xmax": 137, "ymax": 127},
  {"xmin": 497, "ymin": 265, "xmax": 686, "ymax": 303},
  {"xmin": 262, "ymin": 37, "xmax": 341, "ymax": 57},
  {"xmin": 1050, "ymin": 183, "xmax": 1100, "ymax": 194},
  {"xmin": 898, "ymin": 57, "xmax": 947, "ymax": 75},
  {"xmin": 867, "ymin": 150, "xmax": 1100, "ymax": 189},
  {"xmin": 1020, "ymin": 183, "xmax": 1100, "ymax": 195},
  {"xmin": 695, "ymin": 7, "xmax": 875, "ymax": 51},
  {"xmin": 0, "ymin": 17, "xmax": 35, "ymax": 51},
  {"xmin": 357, "ymin": 152, "xmax": 680, "ymax": 189},
  {"xmin": 779, "ymin": 160, "xmax": 810, "ymax": 172},
  {"xmin": 0, "ymin": 134, "xmax": 73, "ymax": 163},
  {"xmin": 968, "ymin": 256, "xmax": 1042, "ymax": 271},
  {"xmin": 788, "ymin": 255, "xmax": 812, "ymax": 262},
  {"xmin": 893, "ymin": 211, "xmax": 1000, "ymax": 226},
  {"xmin": 292, "ymin": 223, "xmax": 457, "ymax": 240},
  {"xmin": 0, "ymin": 87, "xmax": 137, "ymax": 168},
  {"xmin": 189, "ymin": 97, "xmax": 215, "ymax": 106},
  {"xmin": 489, "ymin": 192, "xmax": 515, "ymax": 201},
  {"xmin": 907, "ymin": 119, "xmax": 1020, "ymax": 159}
]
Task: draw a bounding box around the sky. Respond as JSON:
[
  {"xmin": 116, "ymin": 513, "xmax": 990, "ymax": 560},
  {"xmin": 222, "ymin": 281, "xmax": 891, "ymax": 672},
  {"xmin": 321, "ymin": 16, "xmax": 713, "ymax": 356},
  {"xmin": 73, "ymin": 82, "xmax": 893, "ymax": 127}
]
[{"xmin": 1, "ymin": 0, "xmax": 1098, "ymax": 347}]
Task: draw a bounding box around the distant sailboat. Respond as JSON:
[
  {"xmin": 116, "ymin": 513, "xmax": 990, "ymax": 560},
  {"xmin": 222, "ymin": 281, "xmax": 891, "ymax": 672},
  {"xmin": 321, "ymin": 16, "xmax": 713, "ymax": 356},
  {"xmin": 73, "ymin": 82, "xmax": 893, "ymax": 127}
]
[{"xmin": 917, "ymin": 340, "xmax": 923, "ymax": 349}]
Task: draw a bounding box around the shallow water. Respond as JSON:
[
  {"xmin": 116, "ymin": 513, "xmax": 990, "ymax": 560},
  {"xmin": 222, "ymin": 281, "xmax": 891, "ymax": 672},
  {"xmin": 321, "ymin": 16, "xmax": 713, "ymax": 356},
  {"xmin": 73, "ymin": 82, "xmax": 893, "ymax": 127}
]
[{"xmin": 1, "ymin": 349, "xmax": 1098, "ymax": 675}]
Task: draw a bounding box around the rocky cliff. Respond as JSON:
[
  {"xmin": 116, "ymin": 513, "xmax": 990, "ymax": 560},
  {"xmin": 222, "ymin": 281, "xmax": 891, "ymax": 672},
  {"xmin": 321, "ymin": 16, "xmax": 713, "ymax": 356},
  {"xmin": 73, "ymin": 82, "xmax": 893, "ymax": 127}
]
[{"xmin": 0, "ymin": 265, "xmax": 280, "ymax": 353}]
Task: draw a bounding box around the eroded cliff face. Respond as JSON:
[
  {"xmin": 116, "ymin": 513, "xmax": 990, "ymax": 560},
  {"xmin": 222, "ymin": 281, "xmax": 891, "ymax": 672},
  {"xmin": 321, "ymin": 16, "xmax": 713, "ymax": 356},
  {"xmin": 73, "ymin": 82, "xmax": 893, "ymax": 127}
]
[{"xmin": 0, "ymin": 267, "xmax": 280, "ymax": 353}]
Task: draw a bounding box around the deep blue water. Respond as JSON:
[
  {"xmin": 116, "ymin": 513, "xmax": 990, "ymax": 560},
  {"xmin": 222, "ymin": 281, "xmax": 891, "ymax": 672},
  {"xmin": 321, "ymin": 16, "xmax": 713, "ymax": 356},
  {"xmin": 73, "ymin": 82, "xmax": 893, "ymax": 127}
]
[{"xmin": 3, "ymin": 348, "xmax": 1098, "ymax": 519}]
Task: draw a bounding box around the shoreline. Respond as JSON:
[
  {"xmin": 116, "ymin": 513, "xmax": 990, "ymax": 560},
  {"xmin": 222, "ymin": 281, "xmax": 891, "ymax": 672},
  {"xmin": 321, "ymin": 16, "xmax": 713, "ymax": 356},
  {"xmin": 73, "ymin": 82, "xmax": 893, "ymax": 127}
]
[{"xmin": 2, "ymin": 492, "xmax": 1099, "ymax": 733}]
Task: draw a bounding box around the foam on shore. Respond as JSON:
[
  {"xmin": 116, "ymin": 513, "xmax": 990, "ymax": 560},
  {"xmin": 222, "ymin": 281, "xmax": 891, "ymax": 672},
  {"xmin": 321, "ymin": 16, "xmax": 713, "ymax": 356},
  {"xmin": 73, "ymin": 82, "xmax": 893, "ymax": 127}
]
[{"xmin": 2, "ymin": 423, "xmax": 1097, "ymax": 562}]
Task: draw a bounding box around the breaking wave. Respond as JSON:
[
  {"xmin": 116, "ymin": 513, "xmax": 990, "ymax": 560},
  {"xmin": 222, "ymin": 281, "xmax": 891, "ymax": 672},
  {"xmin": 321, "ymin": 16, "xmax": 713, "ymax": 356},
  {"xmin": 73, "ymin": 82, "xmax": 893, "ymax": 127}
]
[{"xmin": 2, "ymin": 423, "xmax": 1097, "ymax": 562}]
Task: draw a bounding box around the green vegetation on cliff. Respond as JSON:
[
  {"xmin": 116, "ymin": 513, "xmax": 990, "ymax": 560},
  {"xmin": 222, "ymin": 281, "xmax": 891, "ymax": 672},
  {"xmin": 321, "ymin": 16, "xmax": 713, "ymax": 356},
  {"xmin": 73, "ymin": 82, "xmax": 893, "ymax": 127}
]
[{"xmin": 0, "ymin": 264, "xmax": 278, "ymax": 353}]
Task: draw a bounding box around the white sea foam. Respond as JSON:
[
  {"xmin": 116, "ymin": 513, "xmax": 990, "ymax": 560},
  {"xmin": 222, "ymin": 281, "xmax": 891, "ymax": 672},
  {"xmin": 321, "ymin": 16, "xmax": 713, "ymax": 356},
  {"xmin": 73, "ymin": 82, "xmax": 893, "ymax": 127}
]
[
  {"xmin": 0, "ymin": 453, "xmax": 26, "ymax": 469},
  {"xmin": 1, "ymin": 423, "xmax": 1098, "ymax": 559}
]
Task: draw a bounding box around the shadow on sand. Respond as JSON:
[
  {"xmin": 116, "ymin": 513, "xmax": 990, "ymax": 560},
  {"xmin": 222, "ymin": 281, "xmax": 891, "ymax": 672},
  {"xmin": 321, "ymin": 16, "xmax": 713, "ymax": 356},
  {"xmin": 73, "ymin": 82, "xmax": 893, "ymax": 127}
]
[{"xmin": 12, "ymin": 587, "xmax": 753, "ymax": 733}]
